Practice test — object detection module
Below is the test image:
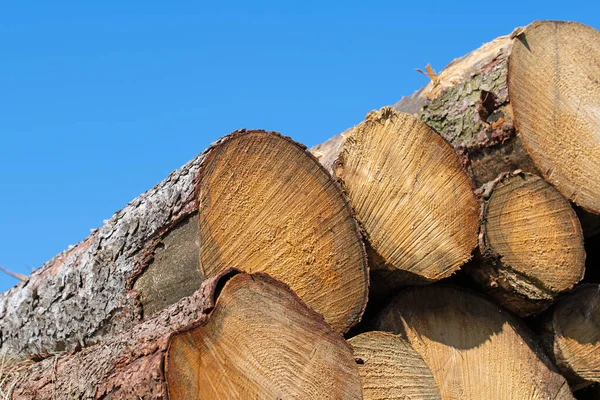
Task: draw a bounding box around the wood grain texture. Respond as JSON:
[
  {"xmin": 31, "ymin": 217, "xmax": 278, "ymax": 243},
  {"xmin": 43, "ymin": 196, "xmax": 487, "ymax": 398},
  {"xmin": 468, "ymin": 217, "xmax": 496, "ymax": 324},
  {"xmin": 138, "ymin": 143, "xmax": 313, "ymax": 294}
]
[
  {"xmin": 315, "ymin": 108, "xmax": 478, "ymax": 293},
  {"xmin": 373, "ymin": 285, "xmax": 573, "ymax": 400},
  {"xmin": 509, "ymin": 21, "xmax": 600, "ymax": 215},
  {"xmin": 469, "ymin": 172, "xmax": 585, "ymax": 316},
  {"xmin": 391, "ymin": 21, "xmax": 600, "ymax": 216},
  {"xmin": 348, "ymin": 331, "xmax": 441, "ymax": 400},
  {"xmin": 541, "ymin": 284, "xmax": 600, "ymax": 389},
  {"xmin": 166, "ymin": 272, "xmax": 362, "ymax": 400},
  {"xmin": 197, "ymin": 130, "xmax": 368, "ymax": 333}
]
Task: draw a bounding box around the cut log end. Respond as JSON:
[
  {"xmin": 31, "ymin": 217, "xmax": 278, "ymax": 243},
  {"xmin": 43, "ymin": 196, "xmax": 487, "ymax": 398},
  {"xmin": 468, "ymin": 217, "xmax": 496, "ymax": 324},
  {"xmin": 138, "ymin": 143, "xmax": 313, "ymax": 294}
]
[
  {"xmin": 348, "ymin": 331, "xmax": 441, "ymax": 400},
  {"xmin": 544, "ymin": 284, "xmax": 600, "ymax": 388},
  {"xmin": 374, "ymin": 285, "xmax": 573, "ymax": 400},
  {"xmin": 196, "ymin": 130, "xmax": 368, "ymax": 333},
  {"xmin": 509, "ymin": 21, "xmax": 600, "ymax": 214},
  {"xmin": 165, "ymin": 272, "xmax": 362, "ymax": 399},
  {"xmin": 473, "ymin": 172, "xmax": 585, "ymax": 316},
  {"xmin": 335, "ymin": 108, "xmax": 479, "ymax": 285}
]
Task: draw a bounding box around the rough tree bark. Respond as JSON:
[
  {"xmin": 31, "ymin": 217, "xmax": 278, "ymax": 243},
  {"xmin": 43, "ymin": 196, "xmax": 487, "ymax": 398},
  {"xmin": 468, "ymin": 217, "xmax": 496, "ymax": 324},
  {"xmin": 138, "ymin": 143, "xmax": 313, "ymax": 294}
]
[
  {"xmin": 2, "ymin": 271, "xmax": 364, "ymax": 399},
  {"xmin": 196, "ymin": 130, "xmax": 368, "ymax": 333},
  {"xmin": 373, "ymin": 285, "xmax": 574, "ymax": 400},
  {"xmin": 0, "ymin": 128, "xmax": 369, "ymax": 358},
  {"xmin": 540, "ymin": 284, "xmax": 600, "ymax": 390},
  {"xmin": 347, "ymin": 331, "xmax": 441, "ymax": 400},
  {"xmin": 311, "ymin": 108, "xmax": 479, "ymax": 295},
  {"xmin": 0, "ymin": 137, "xmax": 208, "ymax": 357},
  {"xmin": 467, "ymin": 171, "xmax": 586, "ymax": 316},
  {"xmin": 2, "ymin": 271, "xmax": 229, "ymax": 399},
  {"xmin": 393, "ymin": 21, "xmax": 600, "ymax": 218}
]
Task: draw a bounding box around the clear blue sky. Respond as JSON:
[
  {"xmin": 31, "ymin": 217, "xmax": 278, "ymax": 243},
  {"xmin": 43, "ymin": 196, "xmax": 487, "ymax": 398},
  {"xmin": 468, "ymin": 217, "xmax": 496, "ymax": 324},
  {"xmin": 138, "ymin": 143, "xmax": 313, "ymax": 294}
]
[{"xmin": 1, "ymin": 1, "xmax": 598, "ymax": 292}]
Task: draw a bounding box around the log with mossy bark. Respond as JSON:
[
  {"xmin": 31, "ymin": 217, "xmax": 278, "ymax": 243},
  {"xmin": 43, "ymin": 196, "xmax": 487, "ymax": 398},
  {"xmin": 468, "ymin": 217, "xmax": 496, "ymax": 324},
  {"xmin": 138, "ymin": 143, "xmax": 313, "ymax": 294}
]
[
  {"xmin": 540, "ymin": 284, "xmax": 600, "ymax": 390},
  {"xmin": 373, "ymin": 285, "xmax": 574, "ymax": 400},
  {"xmin": 466, "ymin": 171, "xmax": 586, "ymax": 316},
  {"xmin": 0, "ymin": 129, "xmax": 368, "ymax": 358},
  {"xmin": 395, "ymin": 21, "xmax": 600, "ymax": 222},
  {"xmin": 2, "ymin": 271, "xmax": 363, "ymax": 399},
  {"xmin": 312, "ymin": 107, "xmax": 479, "ymax": 296}
]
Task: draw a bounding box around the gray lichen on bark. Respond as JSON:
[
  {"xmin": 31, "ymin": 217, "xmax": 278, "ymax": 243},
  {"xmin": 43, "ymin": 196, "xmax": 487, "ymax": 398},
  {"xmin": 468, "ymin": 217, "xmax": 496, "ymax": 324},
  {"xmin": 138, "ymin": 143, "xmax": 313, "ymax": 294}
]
[{"xmin": 0, "ymin": 149, "xmax": 206, "ymax": 357}]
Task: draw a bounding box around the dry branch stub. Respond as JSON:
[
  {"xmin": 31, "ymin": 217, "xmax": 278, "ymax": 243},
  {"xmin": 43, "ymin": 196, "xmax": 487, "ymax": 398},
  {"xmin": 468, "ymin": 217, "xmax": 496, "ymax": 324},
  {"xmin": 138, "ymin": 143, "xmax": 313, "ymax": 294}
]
[
  {"xmin": 393, "ymin": 20, "xmax": 600, "ymax": 216},
  {"xmin": 348, "ymin": 331, "xmax": 441, "ymax": 400},
  {"xmin": 314, "ymin": 108, "xmax": 479, "ymax": 294},
  {"xmin": 373, "ymin": 285, "xmax": 573, "ymax": 400},
  {"xmin": 166, "ymin": 272, "xmax": 362, "ymax": 399},
  {"xmin": 541, "ymin": 284, "xmax": 600, "ymax": 389},
  {"xmin": 197, "ymin": 130, "xmax": 368, "ymax": 333},
  {"xmin": 469, "ymin": 172, "xmax": 585, "ymax": 316}
]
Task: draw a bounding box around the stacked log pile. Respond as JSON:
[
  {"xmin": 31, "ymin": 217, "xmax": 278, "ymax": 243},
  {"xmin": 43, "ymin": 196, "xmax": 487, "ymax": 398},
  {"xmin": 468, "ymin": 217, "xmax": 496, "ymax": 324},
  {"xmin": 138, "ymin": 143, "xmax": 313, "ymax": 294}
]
[{"xmin": 1, "ymin": 19, "xmax": 599, "ymax": 399}]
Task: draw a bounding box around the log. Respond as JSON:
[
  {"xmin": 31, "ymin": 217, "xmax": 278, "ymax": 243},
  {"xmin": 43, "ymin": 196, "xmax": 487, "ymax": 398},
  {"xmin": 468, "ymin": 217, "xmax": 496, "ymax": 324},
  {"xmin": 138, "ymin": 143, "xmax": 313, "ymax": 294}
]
[
  {"xmin": 196, "ymin": 130, "xmax": 368, "ymax": 333},
  {"xmin": 312, "ymin": 107, "xmax": 478, "ymax": 293},
  {"xmin": 0, "ymin": 128, "xmax": 368, "ymax": 357},
  {"xmin": 373, "ymin": 285, "xmax": 573, "ymax": 399},
  {"xmin": 2, "ymin": 271, "xmax": 363, "ymax": 399},
  {"xmin": 347, "ymin": 331, "xmax": 441, "ymax": 400},
  {"xmin": 1, "ymin": 271, "xmax": 227, "ymax": 399},
  {"xmin": 166, "ymin": 272, "xmax": 362, "ymax": 399},
  {"xmin": 392, "ymin": 21, "xmax": 600, "ymax": 217},
  {"xmin": 0, "ymin": 141, "xmax": 206, "ymax": 357},
  {"xmin": 467, "ymin": 171, "xmax": 586, "ymax": 316},
  {"xmin": 540, "ymin": 284, "xmax": 600, "ymax": 390}
]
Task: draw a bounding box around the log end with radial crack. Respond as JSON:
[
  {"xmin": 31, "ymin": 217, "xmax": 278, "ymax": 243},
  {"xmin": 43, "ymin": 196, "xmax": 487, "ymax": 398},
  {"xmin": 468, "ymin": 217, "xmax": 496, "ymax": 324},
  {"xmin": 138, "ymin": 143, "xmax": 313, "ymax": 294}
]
[
  {"xmin": 468, "ymin": 171, "xmax": 585, "ymax": 317},
  {"xmin": 166, "ymin": 272, "xmax": 363, "ymax": 399},
  {"xmin": 332, "ymin": 108, "xmax": 479, "ymax": 294},
  {"xmin": 196, "ymin": 129, "xmax": 369, "ymax": 333},
  {"xmin": 373, "ymin": 285, "xmax": 574, "ymax": 399}
]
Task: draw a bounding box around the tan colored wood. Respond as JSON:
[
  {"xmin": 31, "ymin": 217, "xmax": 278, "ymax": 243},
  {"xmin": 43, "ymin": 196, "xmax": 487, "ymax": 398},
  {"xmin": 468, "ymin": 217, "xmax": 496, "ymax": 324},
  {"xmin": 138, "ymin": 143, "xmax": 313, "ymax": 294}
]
[
  {"xmin": 390, "ymin": 21, "xmax": 600, "ymax": 216},
  {"xmin": 315, "ymin": 108, "xmax": 478, "ymax": 293},
  {"xmin": 166, "ymin": 272, "xmax": 362, "ymax": 400},
  {"xmin": 509, "ymin": 21, "xmax": 600, "ymax": 215},
  {"xmin": 197, "ymin": 130, "xmax": 368, "ymax": 333},
  {"xmin": 374, "ymin": 285, "xmax": 573, "ymax": 400},
  {"xmin": 542, "ymin": 284, "xmax": 600, "ymax": 388},
  {"xmin": 348, "ymin": 331, "xmax": 441, "ymax": 400},
  {"xmin": 469, "ymin": 172, "xmax": 585, "ymax": 316}
]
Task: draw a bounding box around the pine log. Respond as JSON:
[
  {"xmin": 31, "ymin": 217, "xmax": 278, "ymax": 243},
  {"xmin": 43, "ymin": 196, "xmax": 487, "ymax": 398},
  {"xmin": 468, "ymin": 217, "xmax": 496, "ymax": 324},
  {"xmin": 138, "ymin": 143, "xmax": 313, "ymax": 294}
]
[
  {"xmin": 467, "ymin": 171, "xmax": 586, "ymax": 316},
  {"xmin": 166, "ymin": 272, "xmax": 362, "ymax": 399},
  {"xmin": 373, "ymin": 285, "xmax": 573, "ymax": 399},
  {"xmin": 0, "ymin": 143, "xmax": 207, "ymax": 357},
  {"xmin": 2, "ymin": 271, "xmax": 363, "ymax": 399},
  {"xmin": 312, "ymin": 107, "xmax": 478, "ymax": 294},
  {"xmin": 347, "ymin": 331, "xmax": 441, "ymax": 400},
  {"xmin": 0, "ymin": 128, "xmax": 367, "ymax": 357},
  {"xmin": 392, "ymin": 21, "xmax": 600, "ymax": 217},
  {"xmin": 196, "ymin": 130, "xmax": 368, "ymax": 333},
  {"xmin": 540, "ymin": 284, "xmax": 600, "ymax": 390},
  {"xmin": 1, "ymin": 271, "xmax": 227, "ymax": 399}
]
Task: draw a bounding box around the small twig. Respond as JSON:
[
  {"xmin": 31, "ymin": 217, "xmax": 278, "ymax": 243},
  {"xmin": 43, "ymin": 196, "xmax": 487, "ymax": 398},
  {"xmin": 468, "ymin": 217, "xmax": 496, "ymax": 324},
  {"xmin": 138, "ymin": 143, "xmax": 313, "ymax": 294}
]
[{"xmin": 0, "ymin": 265, "xmax": 28, "ymax": 282}]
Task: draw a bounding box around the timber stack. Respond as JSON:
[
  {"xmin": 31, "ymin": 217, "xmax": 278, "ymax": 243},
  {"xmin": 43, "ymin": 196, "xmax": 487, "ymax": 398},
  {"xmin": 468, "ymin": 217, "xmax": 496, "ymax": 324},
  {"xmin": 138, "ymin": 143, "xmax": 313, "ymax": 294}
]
[{"xmin": 1, "ymin": 19, "xmax": 599, "ymax": 399}]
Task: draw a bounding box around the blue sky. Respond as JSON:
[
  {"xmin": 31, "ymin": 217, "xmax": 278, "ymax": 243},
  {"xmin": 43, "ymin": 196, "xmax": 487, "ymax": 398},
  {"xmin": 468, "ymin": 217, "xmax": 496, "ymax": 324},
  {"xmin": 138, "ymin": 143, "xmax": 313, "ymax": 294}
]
[{"xmin": 1, "ymin": 1, "xmax": 599, "ymax": 292}]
